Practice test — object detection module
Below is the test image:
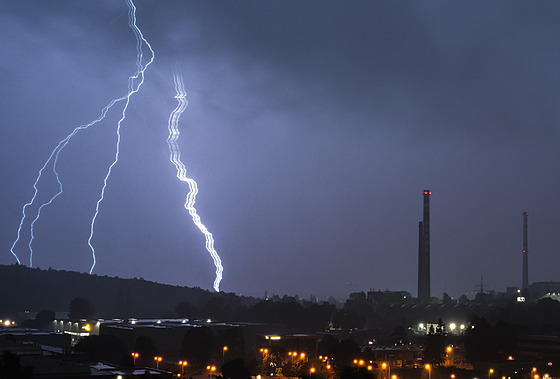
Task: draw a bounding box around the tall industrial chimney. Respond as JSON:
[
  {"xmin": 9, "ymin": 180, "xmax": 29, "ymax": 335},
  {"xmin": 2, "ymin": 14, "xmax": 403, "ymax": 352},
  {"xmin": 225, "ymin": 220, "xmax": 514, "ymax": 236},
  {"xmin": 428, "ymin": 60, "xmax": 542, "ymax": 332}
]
[
  {"xmin": 418, "ymin": 190, "xmax": 431, "ymax": 303},
  {"xmin": 417, "ymin": 221, "xmax": 423, "ymax": 301},
  {"xmin": 522, "ymin": 211, "xmax": 529, "ymax": 289}
]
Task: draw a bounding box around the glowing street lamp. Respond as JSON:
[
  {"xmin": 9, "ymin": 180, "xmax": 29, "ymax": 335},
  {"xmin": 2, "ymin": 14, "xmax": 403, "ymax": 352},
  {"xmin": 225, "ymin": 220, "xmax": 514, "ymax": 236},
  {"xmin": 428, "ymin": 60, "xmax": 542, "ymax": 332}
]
[
  {"xmin": 488, "ymin": 368, "xmax": 494, "ymax": 379},
  {"xmin": 207, "ymin": 365, "xmax": 216, "ymax": 379},
  {"xmin": 131, "ymin": 352, "xmax": 139, "ymax": 366},
  {"xmin": 382, "ymin": 362, "xmax": 391, "ymax": 379},
  {"xmin": 223, "ymin": 346, "xmax": 228, "ymax": 364},
  {"xmin": 425, "ymin": 364, "xmax": 431, "ymax": 379},
  {"xmin": 154, "ymin": 356, "xmax": 162, "ymax": 369},
  {"xmin": 179, "ymin": 361, "xmax": 188, "ymax": 377}
]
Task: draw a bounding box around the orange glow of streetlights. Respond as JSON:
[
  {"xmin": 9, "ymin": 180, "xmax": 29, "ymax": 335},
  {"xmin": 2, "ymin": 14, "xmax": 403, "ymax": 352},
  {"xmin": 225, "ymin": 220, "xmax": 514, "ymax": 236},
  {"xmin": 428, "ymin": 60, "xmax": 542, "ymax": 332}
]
[
  {"xmin": 367, "ymin": 366, "xmax": 373, "ymax": 371},
  {"xmin": 446, "ymin": 346, "xmax": 453, "ymax": 353},
  {"xmin": 382, "ymin": 361, "xmax": 391, "ymax": 379},
  {"xmin": 451, "ymin": 374, "xmax": 456, "ymax": 379},
  {"xmin": 222, "ymin": 346, "xmax": 228, "ymax": 364},
  {"xmin": 425, "ymin": 364, "xmax": 432, "ymax": 379},
  {"xmin": 179, "ymin": 361, "xmax": 188, "ymax": 377},
  {"xmin": 131, "ymin": 352, "xmax": 139, "ymax": 365},
  {"xmin": 300, "ymin": 352, "xmax": 306, "ymax": 359},
  {"xmin": 353, "ymin": 359, "xmax": 358, "ymax": 365},
  {"xmin": 310, "ymin": 368, "xmax": 316, "ymax": 374},
  {"xmin": 154, "ymin": 356, "xmax": 162, "ymax": 369},
  {"xmin": 358, "ymin": 359, "xmax": 365, "ymax": 366},
  {"xmin": 392, "ymin": 375, "xmax": 397, "ymax": 379}
]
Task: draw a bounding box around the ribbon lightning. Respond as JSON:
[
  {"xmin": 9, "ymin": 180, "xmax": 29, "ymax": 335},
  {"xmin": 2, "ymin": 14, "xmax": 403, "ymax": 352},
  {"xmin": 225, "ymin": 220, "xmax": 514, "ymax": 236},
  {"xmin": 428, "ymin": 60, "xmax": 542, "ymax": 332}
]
[{"xmin": 166, "ymin": 72, "xmax": 223, "ymax": 292}]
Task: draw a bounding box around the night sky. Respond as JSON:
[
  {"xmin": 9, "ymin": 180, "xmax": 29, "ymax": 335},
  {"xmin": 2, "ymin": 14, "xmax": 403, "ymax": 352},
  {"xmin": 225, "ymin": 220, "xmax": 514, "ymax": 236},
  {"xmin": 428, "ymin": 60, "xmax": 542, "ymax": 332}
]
[{"xmin": 2, "ymin": 1, "xmax": 560, "ymax": 300}]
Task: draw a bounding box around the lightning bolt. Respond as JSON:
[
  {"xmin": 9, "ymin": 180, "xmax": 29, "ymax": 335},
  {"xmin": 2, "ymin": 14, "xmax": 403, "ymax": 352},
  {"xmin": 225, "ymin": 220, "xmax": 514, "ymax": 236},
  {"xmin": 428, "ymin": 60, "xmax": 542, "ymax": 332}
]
[
  {"xmin": 86, "ymin": 0, "xmax": 154, "ymax": 274},
  {"xmin": 166, "ymin": 71, "xmax": 223, "ymax": 292},
  {"xmin": 10, "ymin": 0, "xmax": 154, "ymax": 273}
]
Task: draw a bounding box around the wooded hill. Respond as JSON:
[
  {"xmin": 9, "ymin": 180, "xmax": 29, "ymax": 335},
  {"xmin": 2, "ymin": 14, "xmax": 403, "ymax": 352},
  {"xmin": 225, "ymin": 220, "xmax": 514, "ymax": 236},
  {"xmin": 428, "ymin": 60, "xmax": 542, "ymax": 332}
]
[{"xmin": 0, "ymin": 264, "xmax": 257, "ymax": 319}]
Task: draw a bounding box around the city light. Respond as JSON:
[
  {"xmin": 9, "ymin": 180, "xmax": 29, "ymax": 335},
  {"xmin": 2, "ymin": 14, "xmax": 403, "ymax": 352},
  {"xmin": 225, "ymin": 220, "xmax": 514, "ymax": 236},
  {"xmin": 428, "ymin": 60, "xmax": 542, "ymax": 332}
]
[
  {"xmin": 154, "ymin": 356, "xmax": 162, "ymax": 369},
  {"xmin": 131, "ymin": 352, "xmax": 139, "ymax": 366},
  {"xmin": 179, "ymin": 361, "xmax": 188, "ymax": 377}
]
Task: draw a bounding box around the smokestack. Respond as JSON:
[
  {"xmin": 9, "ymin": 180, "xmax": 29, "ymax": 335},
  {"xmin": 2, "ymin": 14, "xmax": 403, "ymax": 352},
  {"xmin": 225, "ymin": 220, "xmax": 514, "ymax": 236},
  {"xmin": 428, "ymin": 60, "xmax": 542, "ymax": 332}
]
[
  {"xmin": 417, "ymin": 221, "xmax": 423, "ymax": 301},
  {"xmin": 522, "ymin": 211, "xmax": 529, "ymax": 289},
  {"xmin": 418, "ymin": 190, "xmax": 431, "ymax": 303}
]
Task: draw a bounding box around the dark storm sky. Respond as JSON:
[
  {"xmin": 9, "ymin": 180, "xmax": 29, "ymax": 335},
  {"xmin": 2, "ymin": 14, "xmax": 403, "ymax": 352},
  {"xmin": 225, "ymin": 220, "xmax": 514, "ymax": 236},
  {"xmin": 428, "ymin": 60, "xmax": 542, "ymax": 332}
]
[{"xmin": 2, "ymin": 1, "xmax": 560, "ymax": 300}]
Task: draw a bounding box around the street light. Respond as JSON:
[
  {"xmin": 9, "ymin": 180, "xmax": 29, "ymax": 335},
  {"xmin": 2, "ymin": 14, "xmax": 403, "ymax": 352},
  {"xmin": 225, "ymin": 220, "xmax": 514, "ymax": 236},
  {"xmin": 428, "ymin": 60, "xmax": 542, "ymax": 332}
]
[
  {"xmin": 425, "ymin": 364, "xmax": 431, "ymax": 379},
  {"xmin": 179, "ymin": 361, "xmax": 188, "ymax": 377},
  {"xmin": 223, "ymin": 346, "xmax": 228, "ymax": 364},
  {"xmin": 207, "ymin": 365, "xmax": 217, "ymax": 379},
  {"xmin": 382, "ymin": 362, "xmax": 391, "ymax": 379},
  {"xmin": 131, "ymin": 352, "xmax": 139, "ymax": 366},
  {"xmin": 489, "ymin": 368, "xmax": 494, "ymax": 379},
  {"xmin": 154, "ymin": 356, "xmax": 162, "ymax": 370}
]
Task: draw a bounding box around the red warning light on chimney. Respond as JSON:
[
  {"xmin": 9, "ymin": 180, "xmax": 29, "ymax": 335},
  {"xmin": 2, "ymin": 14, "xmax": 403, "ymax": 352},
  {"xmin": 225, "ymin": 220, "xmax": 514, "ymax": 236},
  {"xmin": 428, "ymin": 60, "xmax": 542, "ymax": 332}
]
[{"xmin": 423, "ymin": 191, "xmax": 431, "ymax": 195}]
